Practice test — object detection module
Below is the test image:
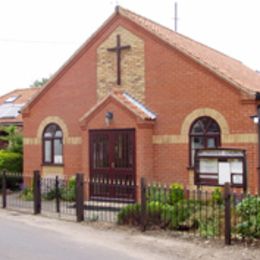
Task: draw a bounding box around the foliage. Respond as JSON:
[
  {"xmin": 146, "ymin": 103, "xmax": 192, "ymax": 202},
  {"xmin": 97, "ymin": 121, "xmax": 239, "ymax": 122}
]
[
  {"xmin": 118, "ymin": 182, "xmax": 190, "ymax": 230},
  {"xmin": 20, "ymin": 187, "xmax": 33, "ymax": 201},
  {"xmin": 0, "ymin": 173, "xmax": 23, "ymax": 190},
  {"xmin": 236, "ymin": 196, "xmax": 260, "ymax": 238},
  {"xmin": 60, "ymin": 177, "xmax": 76, "ymax": 202},
  {"xmin": 0, "ymin": 125, "xmax": 23, "ymax": 154},
  {"xmin": 30, "ymin": 77, "xmax": 49, "ymax": 88},
  {"xmin": 198, "ymin": 217, "xmax": 220, "ymax": 238},
  {"xmin": 42, "ymin": 188, "xmax": 56, "ymax": 201},
  {"xmin": 148, "ymin": 201, "xmax": 191, "ymax": 229},
  {"xmin": 0, "ymin": 150, "xmax": 23, "ymax": 172},
  {"xmin": 211, "ymin": 188, "xmax": 223, "ymax": 205},
  {"xmin": 117, "ymin": 204, "xmax": 141, "ymax": 225},
  {"xmin": 168, "ymin": 183, "xmax": 184, "ymax": 205},
  {"xmin": 147, "ymin": 184, "xmax": 168, "ymax": 203},
  {"xmin": 147, "ymin": 182, "xmax": 184, "ymax": 205},
  {"xmin": 41, "ymin": 177, "xmax": 76, "ymax": 201}
]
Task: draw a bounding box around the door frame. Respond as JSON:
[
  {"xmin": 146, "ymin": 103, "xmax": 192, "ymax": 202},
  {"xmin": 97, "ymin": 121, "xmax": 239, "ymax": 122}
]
[{"xmin": 89, "ymin": 128, "xmax": 136, "ymax": 201}]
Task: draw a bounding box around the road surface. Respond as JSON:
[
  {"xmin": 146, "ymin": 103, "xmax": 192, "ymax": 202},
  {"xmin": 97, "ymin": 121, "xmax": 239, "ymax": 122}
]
[
  {"xmin": 0, "ymin": 213, "xmax": 135, "ymax": 260},
  {"xmin": 0, "ymin": 210, "xmax": 260, "ymax": 260}
]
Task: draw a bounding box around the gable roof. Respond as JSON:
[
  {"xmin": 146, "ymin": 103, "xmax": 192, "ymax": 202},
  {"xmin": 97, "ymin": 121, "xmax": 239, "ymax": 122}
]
[
  {"xmin": 118, "ymin": 7, "xmax": 260, "ymax": 96},
  {"xmin": 0, "ymin": 88, "xmax": 40, "ymax": 125},
  {"xmin": 22, "ymin": 6, "xmax": 260, "ymax": 114},
  {"xmin": 79, "ymin": 90, "xmax": 156, "ymax": 124}
]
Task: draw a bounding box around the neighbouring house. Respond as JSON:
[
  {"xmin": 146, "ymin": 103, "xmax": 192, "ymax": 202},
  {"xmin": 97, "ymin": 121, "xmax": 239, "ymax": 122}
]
[
  {"xmin": 0, "ymin": 88, "xmax": 40, "ymax": 148},
  {"xmin": 22, "ymin": 6, "xmax": 260, "ymax": 201}
]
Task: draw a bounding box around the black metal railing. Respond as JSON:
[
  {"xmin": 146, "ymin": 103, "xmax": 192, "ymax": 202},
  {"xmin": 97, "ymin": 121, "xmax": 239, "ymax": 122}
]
[
  {"xmin": 1, "ymin": 172, "xmax": 260, "ymax": 245},
  {"xmin": 118, "ymin": 180, "xmax": 224, "ymax": 240},
  {"xmin": 0, "ymin": 171, "xmax": 34, "ymax": 213}
]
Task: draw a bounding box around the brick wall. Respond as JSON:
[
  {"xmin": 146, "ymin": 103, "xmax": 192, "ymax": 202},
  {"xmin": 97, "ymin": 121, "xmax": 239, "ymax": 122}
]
[{"xmin": 23, "ymin": 14, "xmax": 258, "ymax": 192}]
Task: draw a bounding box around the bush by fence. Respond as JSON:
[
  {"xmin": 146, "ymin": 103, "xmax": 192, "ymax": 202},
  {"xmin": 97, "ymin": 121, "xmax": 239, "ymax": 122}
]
[
  {"xmin": 0, "ymin": 150, "xmax": 22, "ymax": 173},
  {"xmin": 1, "ymin": 172, "xmax": 260, "ymax": 245},
  {"xmin": 118, "ymin": 178, "xmax": 260, "ymax": 244}
]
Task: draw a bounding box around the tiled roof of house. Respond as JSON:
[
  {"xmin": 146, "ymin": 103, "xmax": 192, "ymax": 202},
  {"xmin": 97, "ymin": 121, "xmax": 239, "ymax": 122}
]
[
  {"xmin": 0, "ymin": 88, "xmax": 40, "ymax": 125},
  {"xmin": 80, "ymin": 90, "xmax": 156, "ymax": 124},
  {"xmin": 119, "ymin": 6, "xmax": 260, "ymax": 95}
]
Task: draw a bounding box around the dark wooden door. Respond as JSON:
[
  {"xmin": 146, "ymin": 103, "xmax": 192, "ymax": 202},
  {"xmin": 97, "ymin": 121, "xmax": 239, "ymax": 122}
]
[{"xmin": 89, "ymin": 129, "xmax": 135, "ymax": 201}]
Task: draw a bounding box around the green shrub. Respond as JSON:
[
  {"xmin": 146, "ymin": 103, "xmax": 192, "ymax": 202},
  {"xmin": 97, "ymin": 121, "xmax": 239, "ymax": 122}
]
[
  {"xmin": 161, "ymin": 202, "xmax": 191, "ymax": 229},
  {"xmin": 145, "ymin": 200, "xmax": 191, "ymax": 229},
  {"xmin": 117, "ymin": 204, "xmax": 141, "ymax": 225},
  {"xmin": 168, "ymin": 183, "xmax": 184, "ymax": 205},
  {"xmin": 236, "ymin": 196, "xmax": 260, "ymax": 238},
  {"xmin": 147, "ymin": 184, "xmax": 168, "ymax": 203},
  {"xmin": 211, "ymin": 188, "xmax": 223, "ymax": 205},
  {"xmin": 0, "ymin": 125, "xmax": 23, "ymax": 154},
  {"xmin": 42, "ymin": 188, "xmax": 56, "ymax": 201},
  {"xmin": 20, "ymin": 187, "xmax": 33, "ymax": 201},
  {"xmin": 0, "ymin": 150, "xmax": 23, "ymax": 172},
  {"xmin": 198, "ymin": 217, "xmax": 220, "ymax": 238},
  {"xmin": 0, "ymin": 173, "xmax": 22, "ymax": 191},
  {"xmin": 60, "ymin": 177, "xmax": 76, "ymax": 202}
]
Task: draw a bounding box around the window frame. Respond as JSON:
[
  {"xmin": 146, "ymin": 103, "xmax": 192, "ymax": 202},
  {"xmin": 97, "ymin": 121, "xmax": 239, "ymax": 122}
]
[
  {"xmin": 42, "ymin": 123, "xmax": 63, "ymax": 165},
  {"xmin": 189, "ymin": 116, "xmax": 221, "ymax": 167}
]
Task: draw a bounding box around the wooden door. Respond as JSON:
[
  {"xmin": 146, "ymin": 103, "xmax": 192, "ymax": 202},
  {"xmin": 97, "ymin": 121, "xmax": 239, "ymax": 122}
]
[{"xmin": 89, "ymin": 129, "xmax": 135, "ymax": 201}]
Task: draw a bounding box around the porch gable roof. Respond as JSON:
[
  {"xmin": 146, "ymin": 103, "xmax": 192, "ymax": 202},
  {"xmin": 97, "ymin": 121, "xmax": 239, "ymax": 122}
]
[{"xmin": 79, "ymin": 91, "xmax": 156, "ymax": 125}]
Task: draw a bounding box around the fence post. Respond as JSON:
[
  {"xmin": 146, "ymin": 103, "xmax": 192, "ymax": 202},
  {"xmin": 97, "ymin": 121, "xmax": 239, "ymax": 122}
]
[
  {"xmin": 141, "ymin": 177, "xmax": 147, "ymax": 232},
  {"xmin": 55, "ymin": 176, "xmax": 60, "ymax": 213},
  {"xmin": 2, "ymin": 170, "xmax": 7, "ymax": 208},
  {"xmin": 76, "ymin": 173, "xmax": 84, "ymax": 222},
  {"xmin": 33, "ymin": 170, "xmax": 41, "ymax": 215},
  {"xmin": 224, "ymin": 182, "xmax": 231, "ymax": 245}
]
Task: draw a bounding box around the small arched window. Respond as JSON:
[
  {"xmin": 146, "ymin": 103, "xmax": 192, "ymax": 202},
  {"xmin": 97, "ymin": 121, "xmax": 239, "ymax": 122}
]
[
  {"xmin": 43, "ymin": 124, "xmax": 63, "ymax": 164},
  {"xmin": 189, "ymin": 117, "xmax": 220, "ymax": 166}
]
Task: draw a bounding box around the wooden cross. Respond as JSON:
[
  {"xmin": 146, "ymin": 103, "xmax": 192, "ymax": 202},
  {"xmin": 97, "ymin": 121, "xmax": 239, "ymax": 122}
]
[{"xmin": 107, "ymin": 34, "xmax": 131, "ymax": 85}]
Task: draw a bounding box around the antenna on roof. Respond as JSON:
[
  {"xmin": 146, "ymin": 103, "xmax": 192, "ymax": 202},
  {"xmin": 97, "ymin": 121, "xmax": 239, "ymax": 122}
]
[{"xmin": 174, "ymin": 2, "xmax": 178, "ymax": 32}]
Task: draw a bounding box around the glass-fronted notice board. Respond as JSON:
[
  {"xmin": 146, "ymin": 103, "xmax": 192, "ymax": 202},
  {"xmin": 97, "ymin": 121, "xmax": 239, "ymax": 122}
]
[{"xmin": 195, "ymin": 149, "xmax": 246, "ymax": 190}]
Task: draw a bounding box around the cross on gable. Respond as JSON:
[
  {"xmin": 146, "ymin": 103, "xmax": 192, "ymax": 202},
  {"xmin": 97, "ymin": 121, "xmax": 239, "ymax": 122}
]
[{"xmin": 107, "ymin": 34, "xmax": 131, "ymax": 85}]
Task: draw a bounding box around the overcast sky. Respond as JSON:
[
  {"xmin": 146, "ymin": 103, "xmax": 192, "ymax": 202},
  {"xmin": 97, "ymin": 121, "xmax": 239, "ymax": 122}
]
[{"xmin": 0, "ymin": 0, "xmax": 260, "ymax": 96}]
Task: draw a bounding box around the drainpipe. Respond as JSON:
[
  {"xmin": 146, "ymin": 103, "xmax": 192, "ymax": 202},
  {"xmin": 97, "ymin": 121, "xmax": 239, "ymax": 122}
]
[{"xmin": 255, "ymin": 92, "xmax": 260, "ymax": 194}]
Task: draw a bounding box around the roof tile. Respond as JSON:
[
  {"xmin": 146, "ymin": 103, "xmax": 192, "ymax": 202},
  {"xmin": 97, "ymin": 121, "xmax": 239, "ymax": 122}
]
[{"xmin": 119, "ymin": 6, "xmax": 260, "ymax": 95}]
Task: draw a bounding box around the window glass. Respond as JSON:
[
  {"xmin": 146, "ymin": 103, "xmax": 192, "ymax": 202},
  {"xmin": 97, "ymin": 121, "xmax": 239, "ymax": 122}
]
[
  {"xmin": 43, "ymin": 123, "xmax": 63, "ymax": 164},
  {"xmin": 207, "ymin": 137, "xmax": 216, "ymax": 148},
  {"xmin": 190, "ymin": 117, "xmax": 220, "ymax": 166},
  {"xmin": 44, "ymin": 140, "xmax": 52, "ymax": 163},
  {"xmin": 54, "ymin": 139, "xmax": 63, "ymax": 164},
  {"xmin": 55, "ymin": 130, "xmax": 62, "ymax": 138}
]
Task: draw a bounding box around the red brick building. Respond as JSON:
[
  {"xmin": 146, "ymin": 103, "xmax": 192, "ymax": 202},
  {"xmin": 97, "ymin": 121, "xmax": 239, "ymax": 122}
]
[{"xmin": 22, "ymin": 7, "xmax": 260, "ymax": 199}]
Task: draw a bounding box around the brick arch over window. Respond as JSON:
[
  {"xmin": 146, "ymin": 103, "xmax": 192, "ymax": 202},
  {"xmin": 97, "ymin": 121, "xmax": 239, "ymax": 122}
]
[
  {"xmin": 180, "ymin": 108, "xmax": 229, "ymax": 137},
  {"xmin": 37, "ymin": 116, "xmax": 69, "ymax": 144}
]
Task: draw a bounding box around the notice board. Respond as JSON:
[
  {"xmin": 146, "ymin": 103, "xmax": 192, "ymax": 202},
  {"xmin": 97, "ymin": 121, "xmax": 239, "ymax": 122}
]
[{"xmin": 195, "ymin": 148, "xmax": 246, "ymax": 191}]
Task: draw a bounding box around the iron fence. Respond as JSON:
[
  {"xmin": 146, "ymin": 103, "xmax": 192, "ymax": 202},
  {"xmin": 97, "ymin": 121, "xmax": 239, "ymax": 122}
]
[
  {"xmin": 40, "ymin": 176, "xmax": 76, "ymax": 220},
  {"xmin": 118, "ymin": 180, "xmax": 225, "ymax": 240},
  {"xmin": 0, "ymin": 172, "xmax": 34, "ymax": 214},
  {"xmin": 1, "ymin": 171, "xmax": 260, "ymax": 245}
]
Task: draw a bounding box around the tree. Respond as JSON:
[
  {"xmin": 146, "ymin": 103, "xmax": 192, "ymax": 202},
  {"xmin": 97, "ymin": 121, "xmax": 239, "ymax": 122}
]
[
  {"xmin": 30, "ymin": 77, "xmax": 49, "ymax": 88},
  {"xmin": 0, "ymin": 125, "xmax": 23, "ymax": 154}
]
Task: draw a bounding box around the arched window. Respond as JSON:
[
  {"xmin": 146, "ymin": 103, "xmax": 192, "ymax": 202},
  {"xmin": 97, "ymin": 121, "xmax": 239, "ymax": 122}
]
[
  {"xmin": 43, "ymin": 124, "xmax": 63, "ymax": 164},
  {"xmin": 189, "ymin": 117, "xmax": 220, "ymax": 166}
]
